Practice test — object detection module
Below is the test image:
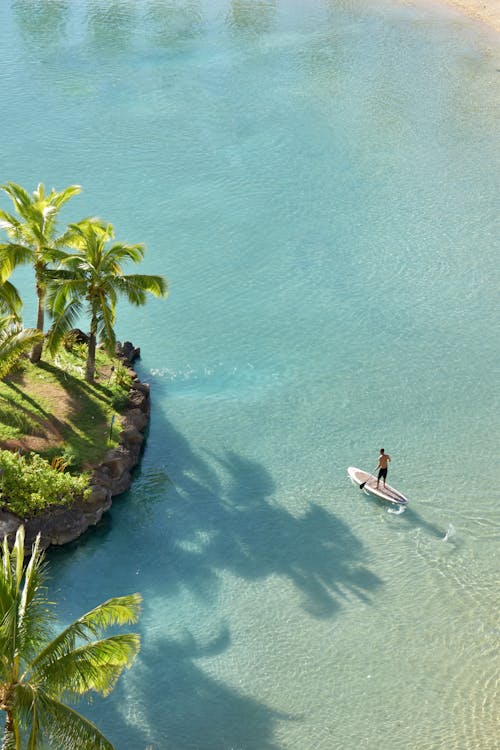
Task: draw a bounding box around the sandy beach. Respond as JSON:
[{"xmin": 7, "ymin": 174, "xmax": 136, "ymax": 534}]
[{"xmin": 417, "ymin": 0, "xmax": 500, "ymax": 30}]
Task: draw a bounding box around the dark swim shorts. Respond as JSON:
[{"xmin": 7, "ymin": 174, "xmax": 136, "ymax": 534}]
[{"xmin": 378, "ymin": 467, "xmax": 388, "ymax": 480}]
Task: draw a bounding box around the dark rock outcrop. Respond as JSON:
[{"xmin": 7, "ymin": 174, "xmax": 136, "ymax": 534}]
[
  {"xmin": 116, "ymin": 340, "xmax": 141, "ymax": 366},
  {"xmin": 0, "ymin": 342, "xmax": 150, "ymax": 551},
  {"xmin": 67, "ymin": 328, "xmax": 90, "ymax": 345}
]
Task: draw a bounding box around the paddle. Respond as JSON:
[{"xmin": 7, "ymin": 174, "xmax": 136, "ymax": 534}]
[{"xmin": 360, "ymin": 469, "xmax": 377, "ymax": 490}]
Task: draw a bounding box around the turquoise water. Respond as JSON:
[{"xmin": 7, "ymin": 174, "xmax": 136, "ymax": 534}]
[{"xmin": 1, "ymin": 1, "xmax": 499, "ymax": 748}]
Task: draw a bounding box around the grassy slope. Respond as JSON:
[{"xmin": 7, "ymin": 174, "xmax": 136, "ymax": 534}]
[{"xmin": 0, "ymin": 347, "xmax": 131, "ymax": 470}]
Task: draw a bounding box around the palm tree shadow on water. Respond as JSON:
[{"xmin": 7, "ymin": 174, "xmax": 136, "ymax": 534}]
[
  {"xmin": 199, "ymin": 448, "xmax": 383, "ymax": 618},
  {"xmin": 97, "ymin": 628, "xmax": 293, "ymax": 750},
  {"xmin": 48, "ymin": 406, "xmax": 383, "ymax": 749},
  {"xmin": 120, "ymin": 398, "xmax": 384, "ymax": 621}
]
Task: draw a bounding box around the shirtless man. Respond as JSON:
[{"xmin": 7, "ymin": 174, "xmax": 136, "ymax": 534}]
[{"xmin": 376, "ymin": 448, "xmax": 391, "ymax": 489}]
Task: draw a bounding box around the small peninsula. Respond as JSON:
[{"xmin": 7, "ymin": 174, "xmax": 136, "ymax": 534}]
[
  {"xmin": 0, "ymin": 339, "xmax": 151, "ymax": 549},
  {"xmin": 0, "ymin": 182, "xmax": 168, "ymax": 548}
]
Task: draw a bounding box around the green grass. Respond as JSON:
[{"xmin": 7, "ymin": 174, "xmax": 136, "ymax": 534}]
[
  {"xmin": 0, "ymin": 405, "xmax": 46, "ymax": 437},
  {"xmin": 0, "ymin": 348, "xmax": 133, "ymax": 470}
]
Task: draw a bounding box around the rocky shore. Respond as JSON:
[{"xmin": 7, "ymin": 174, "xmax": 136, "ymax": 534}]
[{"xmin": 0, "ymin": 342, "xmax": 149, "ymax": 550}]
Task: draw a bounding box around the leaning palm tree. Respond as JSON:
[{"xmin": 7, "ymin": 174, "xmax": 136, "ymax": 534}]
[
  {"xmin": 46, "ymin": 218, "xmax": 168, "ymax": 383},
  {"xmin": 0, "ymin": 526, "xmax": 142, "ymax": 750},
  {"xmin": 0, "ymin": 317, "xmax": 43, "ymax": 380},
  {"xmin": 0, "ymin": 182, "xmax": 81, "ymax": 363}
]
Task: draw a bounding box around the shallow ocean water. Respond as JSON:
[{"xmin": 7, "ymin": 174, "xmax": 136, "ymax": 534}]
[{"xmin": 1, "ymin": 1, "xmax": 499, "ymax": 748}]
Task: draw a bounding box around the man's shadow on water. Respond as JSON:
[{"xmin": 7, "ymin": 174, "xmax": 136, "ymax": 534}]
[{"xmin": 398, "ymin": 506, "xmax": 445, "ymax": 539}]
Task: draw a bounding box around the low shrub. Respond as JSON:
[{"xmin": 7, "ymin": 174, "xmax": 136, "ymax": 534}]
[
  {"xmin": 108, "ymin": 363, "xmax": 133, "ymax": 410},
  {"xmin": 0, "ymin": 449, "xmax": 90, "ymax": 516},
  {"xmin": 43, "ymin": 445, "xmax": 80, "ymax": 471}
]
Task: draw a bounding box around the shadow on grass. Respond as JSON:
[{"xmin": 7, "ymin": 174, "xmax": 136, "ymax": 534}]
[
  {"xmin": 3, "ymin": 379, "xmax": 60, "ymax": 424},
  {"xmin": 2, "ymin": 362, "xmax": 120, "ymax": 466},
  {"xmin": 36, "ymin": 360, "xmax": 113, "ymax": 405}
]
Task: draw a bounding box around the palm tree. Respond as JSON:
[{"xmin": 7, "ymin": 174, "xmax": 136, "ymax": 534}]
[
  {"xmin": 0, "ymin": 318, "xmax": 43, "ymax": 380},
  {"xmin": 46, "ymin": 218, "xmax": 168, "ymax": 383},
  {"xmin": 0, "ymin": 182, "xmax": 82, "ymax": 363},
  {"xmin": 0, "ymin": 526, "xmax": 142, "ymax": 750},
  {"xmin": 0, "ymin": 274, "xmax": 41, "ymax": 378}
]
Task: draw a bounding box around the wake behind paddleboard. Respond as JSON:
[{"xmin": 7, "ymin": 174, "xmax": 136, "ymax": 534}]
[{"xmin": 347, "ymin": 466, "xmax": 409, "ymax": 506}]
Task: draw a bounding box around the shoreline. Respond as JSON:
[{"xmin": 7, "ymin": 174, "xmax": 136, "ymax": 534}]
[
  {"xmin": 408, "ymin": 0, "xmax": 500, "ymax": 31},
  {"xmin": 0, "ymin": 341, "xmax": 150, "ymax": 551}
]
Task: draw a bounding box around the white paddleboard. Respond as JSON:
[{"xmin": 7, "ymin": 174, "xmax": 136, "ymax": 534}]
[{"xmin": 347, "ymin": 466, "xmax": 409, "ymax": 506}]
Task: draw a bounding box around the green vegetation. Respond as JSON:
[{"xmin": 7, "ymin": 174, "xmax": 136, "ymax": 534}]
[
  {"xmin": 0, "ymin": 281, "xmax": 22, "ymax": 319},
  {"xmin": 0, "ymin": 181, "xmax": 168, "ymax": 381},
  {"xmin": 0, "ymin": 451, "xmax": 90, "ymax": 516},
  {"xmin": 0, "ymin": 182, "xmax": 82, "ymax": 363},
  {"xmin": 0, "ymin": 319, "xmax": 42, "ymax": 380},
  {"xmin": 47, "ymin": 217, "xmax": 167, "ymax": 383},
  {"xmin": 0, "ymin": 343, "xmax": 133, "ymax": 517},
  {"xmin": 0, "ymin": 179, "xmax": 167, "ymax": 517},
  {"xmin": 0, "ymin": 526, "xmax": 142, "ymax": 750},
  {"xmin": 0, "ymin": 345, "xmax": 132, "ymax": 456}
]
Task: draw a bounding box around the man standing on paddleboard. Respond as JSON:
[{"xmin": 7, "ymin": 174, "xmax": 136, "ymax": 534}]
[{"xmin": 376, "ymin": 448, "xmax": 391, "ymax": 489}]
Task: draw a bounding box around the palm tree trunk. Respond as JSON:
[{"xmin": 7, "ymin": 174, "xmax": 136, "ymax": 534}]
[
  {"xmin": 29, "ymin": 288, "xmax": 45, "ymax": 364},
  {"xmin": 85, "ymin": 316, "xmax": 98, "ymax": 383},
  {"xmin": 2, "ymin": 710, "xmax": 17, "ymax": 750}
]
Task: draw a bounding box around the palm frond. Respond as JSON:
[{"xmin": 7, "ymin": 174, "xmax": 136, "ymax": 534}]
[
  {"xmin": 45, "ymin": 276, "xmax": 85, "ymax": 313},
  {"xmin": 13, "ymin": 683, "xmax": 115, "ymax": 750},
  {"xmin": 0, "ymin": 243, "xmax": 34, "ymax": 281},
  {"xmin": 0, "ymin": 209, "xmax": 23, "ymax": 236},
  {"xmin": 1, "ymin": 723, "xmax": 16, "ymax": 750},
  {"xmin": 105, "ymin": 241, "xmax": 145, "ymax": 265},
  {"xmin": 15, "ymin": 537, "xmax": 54, "ymax": 662},
  {"xmin": 1, "ymin": 532, "xmax": 14, "ymax": 589},
  {"xmin": 54, "ymin": 226, "xmax": 82, "ymax": 249},
  {"xmin": 0, "ymin": 561, "xmax": 15, "ymax": 615},
  {"xmin": 27, "ymin": 689, "xmax": 41, "ymax": 750},
  {"xmin": 33, "ymin": 183, "xmax": 45, "ymax": 202},
  {"xmin": 1, "ymin": 182, "xmax": 33, "ymax": 212},
  {"xmin": 40, "ymin": 245, "xmax": 73, "ymax": 265},
  {"xmin": 41, "ymin": 204, "xmax": 57, "ymax": 222},
  {"xmin": 0, "ymin": 531, "xmax": 52, "ymax": 671},
  {"xmin": 0, "ymin": 320, "xmax": 43, "ymax": 379},
  {"xmin": 46, "ymin": 298, "xmax": 84, "ymax": 356},
  {"xmin": 1, "ymin": 183, "xmax": 81, "ymax": 266},
  {"xmin": 11, "ymin": 525, "xmax": 26, "ymax": 591},
  {"xmin": 29, "ymin": 594, "xmax": 142, "ymax": 676},
  {"xmin": 40, "ymin": 692, "xmax": 115, "ymax": 750},
  {"xmin": 78, "ymin": 594, "xmax": 142, "ymax": 631},
  {"xmin": 0, "ymin": 529, "xmax": 28, "ymax": 665},
  {"xmin": 67, "ymin": 219, "xmax": 114, "ymax": 250},
  {"xmin": 0, "ymin": 281, "xmax": 23, "ymax": 318},
  {"xmin": 117, "ymin": 273, "xmax": 169, "ymax": 303},
  {"xmin": 34, "ymin": 633, "xmax": 141, "ymax": 699},
  {"xmin": 44, "ymin": 268, "xmax": 83, "ymax": 285},
  {"xmin": 9, "ymin": 682, "xmax": 41, "ymax": 747},
  {"xmin": 0, "ymin": 600, "xmax": 19, "ymax": 668},
  {"xmin": 51, "ymin": 184, "xmax": 82, "ymax": 209},
  {"xmin": 95, "ymin": 294, "xmax": 116, "ymax": 353}
]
